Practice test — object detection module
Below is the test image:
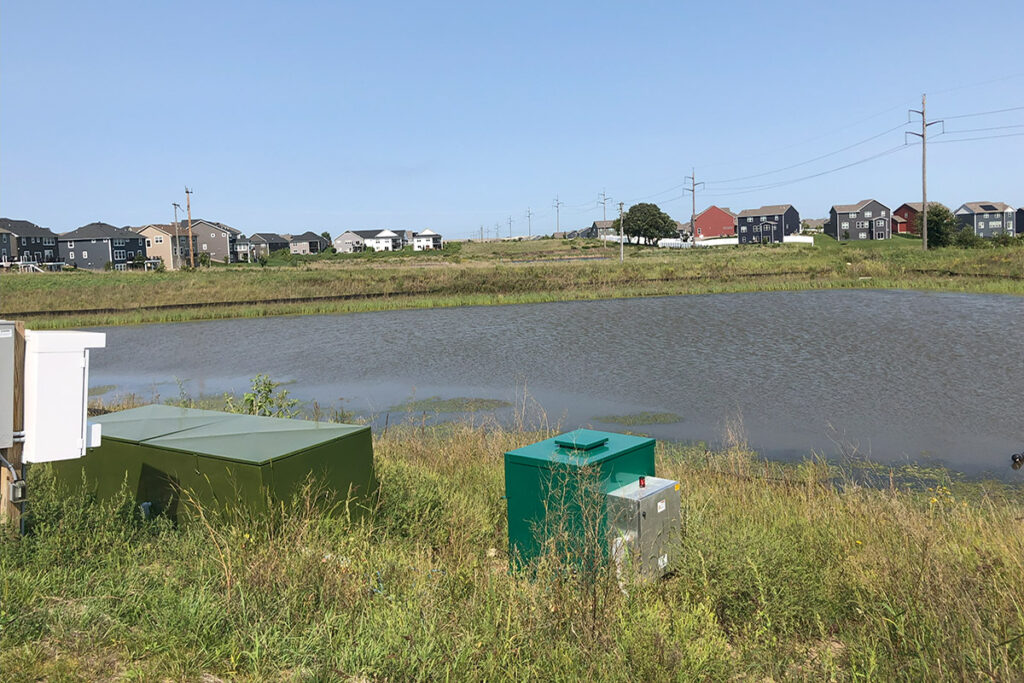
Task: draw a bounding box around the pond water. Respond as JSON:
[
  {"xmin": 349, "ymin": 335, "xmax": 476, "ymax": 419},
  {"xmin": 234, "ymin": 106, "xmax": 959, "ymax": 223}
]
[{"xmin": 89, "ymin": 290, "xmax": 1024, "ymax": 478}]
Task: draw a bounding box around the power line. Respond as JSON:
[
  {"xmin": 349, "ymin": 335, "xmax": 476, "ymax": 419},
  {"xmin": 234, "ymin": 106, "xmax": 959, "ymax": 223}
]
[
  {"xmin": 940, "ymin": 123, "xmax": 1024, "ymax": 135},
  {"xmin": 943, "ymin": 104, "xmax": 1024, "ymax": 120},
  {"xmin": 929, "ymin": 131, "xmax": 1024, "ymax": 145},
  {"xmin": 706, "ymin": 121, "xmax": 910, "ymax": 185},
  {"xmin": 700, "ymin": 144, "xmax": 911, "ymax": 198}
]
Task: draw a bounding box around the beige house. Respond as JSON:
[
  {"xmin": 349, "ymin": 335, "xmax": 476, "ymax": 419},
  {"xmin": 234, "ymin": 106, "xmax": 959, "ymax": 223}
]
[{"xmin": 136, "ymin": 224, "xmax": 198, "ymax": 270}]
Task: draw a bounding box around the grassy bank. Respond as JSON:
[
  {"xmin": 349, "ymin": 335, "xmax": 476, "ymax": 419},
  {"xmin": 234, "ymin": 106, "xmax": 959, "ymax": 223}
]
[
  {"xmin": 2, "ymin": 417, "xmax": 1022, "ymax": 680},
  {"xmin": 4, "ymin": 237, "xmax": 1023, "ymax": 328}
]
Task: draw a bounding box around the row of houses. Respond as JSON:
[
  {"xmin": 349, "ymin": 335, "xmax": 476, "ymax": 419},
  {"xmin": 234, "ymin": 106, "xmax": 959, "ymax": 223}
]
[
  {"xmin": 0, "ymin": 218, "xmax": 446, "ymax": 271},
  {"xmin": 570, "ymin": 200, "xmax": 1020, "ymax": 244}
]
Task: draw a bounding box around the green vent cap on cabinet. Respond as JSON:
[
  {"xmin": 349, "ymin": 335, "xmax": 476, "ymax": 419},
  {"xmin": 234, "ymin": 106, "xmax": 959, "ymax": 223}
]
[{"xmin": 554, "ymin": 429, "xmax": 610, "ymax": 451}]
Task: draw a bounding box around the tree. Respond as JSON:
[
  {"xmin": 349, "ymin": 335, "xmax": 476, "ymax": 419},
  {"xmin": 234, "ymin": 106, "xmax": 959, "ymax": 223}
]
[
  {"xmin": 610, "ymin": 203, "xmax": 677, "ymax": 246},
  {"xmin": 916, "ymin": 205, "xmax": 959, "ymax": 248}
]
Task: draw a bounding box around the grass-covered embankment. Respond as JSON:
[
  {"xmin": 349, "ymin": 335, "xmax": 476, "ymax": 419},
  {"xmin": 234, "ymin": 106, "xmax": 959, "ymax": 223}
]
[
  {"xmin": 2, "ymin": 419, "xmax": 1022, "ymax": 680},
  {"xmin": 4, "ymin": 236, "xmax": 1023, "ymax": 329}
]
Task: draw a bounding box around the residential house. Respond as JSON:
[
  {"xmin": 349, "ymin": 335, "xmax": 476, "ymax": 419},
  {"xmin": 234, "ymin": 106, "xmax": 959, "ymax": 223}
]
[
  {"xmin": 289, "ymin": 231, "xmax": 329, "ymax": 255},
  {"xmin": 736, "ymin": 205, "xmax": 800, "ymax": 244},
  {"xmin": 893, "ymin": 202, "xmax": 946, "ymax": 235},
  {"xmin": 826, "ymin": 200, "xmax": 891, "ymax": 241},
  {"xmin": 412, "ymin": 229, "xmax": 443, "ymax": 251},
  {"xmin": 1017, "ymin": 208, "xmax": 1024, "ymax": 237},
  {"xmin": 578, "ymin": 220, "xmax": 616, "ymax": 239},
  {"xmin": 0, "ymin": 227, "xmax": 12, "ymax": 264},
  {"xmin": 0, "ymin": 218, "xmax": 60, "ymax": 263},
  {"xmin": 248, "ymin": 233, "xmax": 290, "ymax": 259},
  {"xmin": 58, "ymin": 222, "xmax": 146, "ymax": 271},
  {"xmin": 691, "ymin": 206, "xmax": 736, "ymax": 240},
  {"xmin": 334, "ymin": 231, "xmax": 366, "ymax": 253},
  {"xmin": 134, "ymin": 224, "xmax": 197, "ymax": 270},
  {"xmin": 234, "ymin": 236, "xmax": 252, "ymax": 262},
  {"xmin": 954, "ymin": 202, "xmax": 1016, "ymax": 238},
  {"xmin": 186, "ymin": 219, "xmax": 240, "ymax": 263}
]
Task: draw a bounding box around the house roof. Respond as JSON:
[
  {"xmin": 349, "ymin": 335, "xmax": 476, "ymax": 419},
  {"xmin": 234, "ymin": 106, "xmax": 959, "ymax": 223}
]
[
  {"xmin": 289, "ymin": 231, "xmax": 325, "ymax": 243},
  {"xmin": 0, "ymin": 218, "xmax": 57, "ymax": 238},
  {"xmin": 591, "ymin": 220, "xmax": 615, "ymax": 229},
  {"xmin": 696, "ymin": 205, "xmax": 737, "ymax": 219},
  {"xmin": 831, "ymin": 199, "xmax": 878, "ymax": 213},
  {"xmin": 60, "ymin": 222, "xmax": 142, "ymax": 241},
  {"xmin": 896, "ymin": 202, "xmax": 946, "ymax": 213},
  {"xmin": 802, "ymin": 218, "xmax": 827, "ymax": 228},
  {"xmin": 188, "ymin": 219, "xmax": 241, "ymax": 235},
  {"xmin": 957, "ymin": 201, "xmax": 1014, "ymax": 214},
  {"xmin": 892, "ymin": 215, "xmax": 907, "ymax": 223},
  {"xmin": 250, "ymin": 232, "xmax": 288, "ymax": 244},
  {"xmin": 416, "ymin": 228, "xmax": 439, "ymax": 236},
  {"xmin": 737, "ymin": 205, "xmax": 794, "ymax": 218},
  {"xmin": 135, "ymin": 223, "xmax": 197, "ymax": 238}
]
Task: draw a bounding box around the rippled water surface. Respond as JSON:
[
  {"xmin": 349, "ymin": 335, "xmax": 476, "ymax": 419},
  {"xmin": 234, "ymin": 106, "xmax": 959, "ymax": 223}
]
[{"xmin": 90, "ymin": 290, "xmax": 1024, "ymax": 477}]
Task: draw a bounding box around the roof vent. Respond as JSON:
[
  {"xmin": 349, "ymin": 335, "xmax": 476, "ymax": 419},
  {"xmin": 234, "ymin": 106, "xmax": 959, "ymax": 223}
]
[{"xmin": 554, "ymin": 429, "xmax": 609, "ymax": 451}]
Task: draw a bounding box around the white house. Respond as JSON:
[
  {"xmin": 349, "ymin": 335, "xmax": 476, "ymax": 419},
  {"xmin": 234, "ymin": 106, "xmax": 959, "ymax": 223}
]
[{"xmin": 412, "ymin": 229, "xmax": 443, "ymax": 251}]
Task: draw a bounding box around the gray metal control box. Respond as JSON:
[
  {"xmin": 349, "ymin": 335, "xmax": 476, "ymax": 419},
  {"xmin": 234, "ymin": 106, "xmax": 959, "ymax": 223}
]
[
  {"xmin": 607, "ymin": 476, "xmax": 681, "ymax": 579},
  {"xmin": 0, "ymin": 320, "xmax": 14, "ymax": 449}
]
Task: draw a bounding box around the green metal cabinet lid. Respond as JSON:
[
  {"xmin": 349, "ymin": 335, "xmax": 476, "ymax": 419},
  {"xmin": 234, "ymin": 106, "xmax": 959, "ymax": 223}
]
[
  {"xmin": 554, "ymin": 429, "xmax": 609, "ymax": 451},
  {"xmin": 505, "ymin": 429, "xmax": 654, "ymax": 467},
  {"xmin": 91, "ymin": 405, "xmax": 369, "ymax": 464},
  {"xmin": 92, "ymin": 404, "xmax": 232, "ymax": 442}
]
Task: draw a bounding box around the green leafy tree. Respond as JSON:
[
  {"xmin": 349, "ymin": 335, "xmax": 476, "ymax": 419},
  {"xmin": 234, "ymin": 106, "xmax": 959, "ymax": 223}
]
[
  {"xmin": 197, "ymin": 252, "xmax": 212, "ymax": 267},
  {"xmin": 610, "ymin": 203, "xmax": 677, "ymax": 246},
  {"xmin": 917, "ymin": 205, "xmax": 959, "ymax": 248}
]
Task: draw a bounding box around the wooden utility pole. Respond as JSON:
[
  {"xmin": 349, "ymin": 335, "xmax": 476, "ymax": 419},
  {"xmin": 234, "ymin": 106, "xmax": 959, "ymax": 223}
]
[
  {"xmin": 1, "ymin": 322, "xmax": 25, "ymax": 527},
  {"xmin": 172, "ymin": 203, "xmax": 183, "ymax": 271},
  {"xmin": 908, "ymin": 94, "xmax": 941, "ymax": 250},
  {"xmin": 619, "ymin": 201, "xmax": 625, "ymax": 263},
  {"xmin": 185, "ymin": 187, "xmax": 195, "ymax": 267},
  {"xmin": 683, "ymin": 169, "xmax": 704, "ymax": 247}
]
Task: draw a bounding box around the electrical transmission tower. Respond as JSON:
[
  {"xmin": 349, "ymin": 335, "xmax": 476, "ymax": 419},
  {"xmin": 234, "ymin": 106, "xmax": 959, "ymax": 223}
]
[{"xmin": 553, "ymin": 196, "xmax": 563, "ymax": 234}]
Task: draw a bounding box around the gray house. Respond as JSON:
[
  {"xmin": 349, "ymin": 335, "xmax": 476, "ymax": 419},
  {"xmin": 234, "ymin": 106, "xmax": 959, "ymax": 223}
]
[
  {"xmin": 289, "ymin": 231, "xmax": 329, "ymax": 255},
  {"xmin": 249, "ymin": 233, "xmax": 290, "ymax": 259},
  {"xmin": 58, "ymin": 223, "xmax": 147, "ymax": 271},
  {"xmin": 827, "ymin": 200, "xmax": 891, "ymax": 241},
  {"xmin": 186, "ymin": 219, "xmax": 241, "ymax": 262},
  {"xmin": 0, "ymin": 226, "xmax": 12, "ymax": 263},
  {"xmin": 954, "ymin": 202, "xmax": 1016, "ymax": 238},
  {"xmin": 334, "ymin": 231, "xmax": 367, "ymax": 253},
  {"xmin": 735, "ymin": 205, "xmax": 800, "ymax": 244},
  {"xmin": 0, "ymin": 218, "xmax": 60, "ymax": 263},
  {"xmin": 334, "ymin": 229, "xmax": 406, "ymax": 252}
]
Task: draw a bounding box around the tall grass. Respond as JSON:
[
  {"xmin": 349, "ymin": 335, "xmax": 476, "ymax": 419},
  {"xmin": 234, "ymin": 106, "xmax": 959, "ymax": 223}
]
[
  {"xmin": 4, "ymin": 238, "xmax": 1023, "ymax": 329},
  {"xmin": 1, "ymin": 416, "xmax": 1022, "ymax": 680}
]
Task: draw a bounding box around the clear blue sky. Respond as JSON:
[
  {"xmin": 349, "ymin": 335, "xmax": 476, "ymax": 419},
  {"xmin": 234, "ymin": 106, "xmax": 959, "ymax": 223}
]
[{"xmin": 3, "ymin": 1, "xmax": 1022, "ymax": 238}]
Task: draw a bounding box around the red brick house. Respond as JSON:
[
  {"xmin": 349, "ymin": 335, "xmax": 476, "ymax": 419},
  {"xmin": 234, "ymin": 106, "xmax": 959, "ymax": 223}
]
[
  {"xmin": 893, "ymin": 202, "xmax": 946, "ymax": 235},
  {"xmin": 691, "ymin": 205, "xmax": 736, "ymax": 239}
]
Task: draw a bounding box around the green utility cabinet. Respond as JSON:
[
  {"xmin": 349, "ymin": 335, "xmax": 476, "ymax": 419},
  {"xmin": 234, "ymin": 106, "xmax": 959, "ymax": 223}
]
[
  {"xmin": 48, "ymin": 404, "xmax": 377, "ymax": 520},
  {"xmin": 504, "ymin": 429, "xmax": 656, "ymax": 567}
]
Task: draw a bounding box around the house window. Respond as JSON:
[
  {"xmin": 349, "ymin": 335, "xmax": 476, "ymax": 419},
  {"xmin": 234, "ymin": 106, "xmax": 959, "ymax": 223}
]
[
  {"xmin": 146, "ymin": 239, "xmax": 152, "ymax": 248},
  {"xmin": 113, "ymin": 239, "xmax": 126, "ymax": 247},
  {"xmin": 127, "ymin": 251, "xmax": 134, "ymax": 259},
  {"xmin": 67, "ymin": 241, "xmax": 74, "ymax": 249},
  {"xmin": 202, "ymin": 244, "xmax": 208, "ymax": 250},
  {"xmin": 864, "ymin": 211, "xmax": 872, "ymax": 218},
  {"xmin": 114, "ymin": 263, "xmax": 127, "ymax": 271},
  {"xmin": 114, "ymin": 250, "xmax": 126, "ymax": 260},
  {"xmin": 69, "ymin": 252, "xmax": 75, "ymax": 260},
  {"xmin": 978, "ymin": 221, "xmax": 985, "ymax": 229},
  {"xmin": 856, "ymin": 221, "xmax": 868, "ymax": 229},
  {"xmin": 155, "ymin": 236, "xmax": 164, "ymax": 244},
  {"xmin": 82, "ymin": 250, "xmax": 88, "ymax": 258},
  {"xmin": 848, "ymin": 213, "xmax": 856, "ymax": 219},
  {"xmin": 880, "ymin": 210, "xmax": 886, "ymax": 216},
  {"xmin": 747, "ymin": 217, "xmax": 752, "ymax": 223},
  {"xmin": 43, "ymin": 237, "xmax": 55, "ymax": 246},
  {"xmin": 841, "ymin": 221, "xmax": 849, "ymax": 229},
  {"xmin": 740, "ymin": 226, "xmax": 747, "ymax": 233},
  {"xmin": 211, "ymin": 232, "xmax": 216, "ymax": 238},
  {"xmin": 877, "ymin": 232, "xmax": 884, "ymax": 239},
  {"xmin": 20, "ymin": 238, "xmax": 26, "ymax": 245},
  {"xmin": 875, "ymin": 219, "xmax": 885, "ymax": 227},
  {"xmin": 990, "ymin": 221, "xmax": 1002, "ymax": 229}
]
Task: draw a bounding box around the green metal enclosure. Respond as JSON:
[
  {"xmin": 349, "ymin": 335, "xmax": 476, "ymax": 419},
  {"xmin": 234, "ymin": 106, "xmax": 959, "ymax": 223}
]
[
  {"xmin": 504, "ymin": 429, "xmax": 655, "ymax": 567},
  {"xmin": 48, "ymin": 405, "xmax": 377, "ymax": 519}
]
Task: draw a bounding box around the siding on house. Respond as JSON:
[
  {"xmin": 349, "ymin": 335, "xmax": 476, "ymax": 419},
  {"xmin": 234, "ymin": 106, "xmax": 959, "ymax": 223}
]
[
  {"xmin": 248, "ymin": 233, "xmax": 289, "ymax": 259},
  {"xmin": 893, "ymin": 202, "xmax": 946, "ymax": 235},
  {"xmin": 289, "ymin": 231, "xmax": 328, "ymax": 255},
  {"xmin": 827, "ymin": 200, "xmax": 891, "ymax": 241},
  {"xmin": 735, "ymin": 205, "xmax": 800, "ymax": 244},
  {"xmin": 692, "ymin": 206, "xmax": 737, "ymax": 239},
  {"xmin": 134, "ymin": 224, "xmax": 198, "ymax": 270},
  {"xmin": 954, "ymin": 202, "xmax": 1016, "ymax": 238},
  {"xmin": 58, "ymin": 223, "xmax": 147, "ymax": 270},
  {"xmin": 412, "ymin": 229, "xmax": 443, "ymax": 250},
  {"xmin": 186, "ymin": 219, "xmax": 239, "ymax": 262},
  {"xmin": 0, "ymin": 218, "xmax": 60, "ymax": 263}
]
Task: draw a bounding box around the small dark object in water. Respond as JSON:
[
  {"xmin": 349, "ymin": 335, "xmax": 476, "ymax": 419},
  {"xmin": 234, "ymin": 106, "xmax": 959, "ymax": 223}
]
[{"xmin": 1012, "ymin": 453, "xmax": 1024, "ymax": 470}]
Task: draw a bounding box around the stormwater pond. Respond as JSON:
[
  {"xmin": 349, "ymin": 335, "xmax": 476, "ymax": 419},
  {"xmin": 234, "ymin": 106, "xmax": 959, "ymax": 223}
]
[{"xmin": 89, "ymin": 290, "xmax": 1024, "ymax": 479}]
